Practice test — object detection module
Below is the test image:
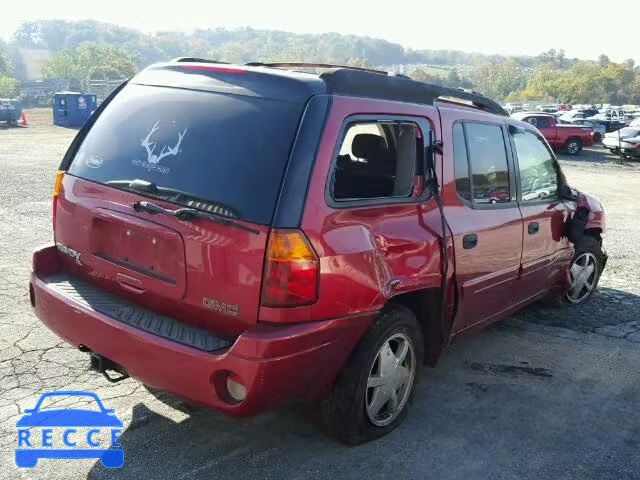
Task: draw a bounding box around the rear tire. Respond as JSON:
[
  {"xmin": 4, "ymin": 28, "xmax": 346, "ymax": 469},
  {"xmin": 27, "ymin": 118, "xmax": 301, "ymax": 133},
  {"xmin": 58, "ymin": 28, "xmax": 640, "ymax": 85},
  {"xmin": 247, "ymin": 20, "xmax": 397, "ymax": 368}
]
[
  {"xmin": 543, "ymin": 235, "xmax": 604, "ymax": 307},
  {"xmin": 320, "ymin": 304, "xmax": 423, "ymax": 444},
  {"xmin": 565, "ymin": 138, "xmax": 582, "ymax": 155}
]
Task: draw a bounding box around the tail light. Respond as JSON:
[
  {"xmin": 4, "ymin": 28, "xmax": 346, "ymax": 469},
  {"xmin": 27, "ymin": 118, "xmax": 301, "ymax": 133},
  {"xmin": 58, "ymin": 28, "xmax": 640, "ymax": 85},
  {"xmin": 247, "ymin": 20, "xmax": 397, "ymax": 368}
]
[
  {"xmin": 261, "ymin": 229, "xmax": 319, "ymax": 307},
  {"xmin": 52, "ymin": 170, "xmax": 65, "ymax": 233}
]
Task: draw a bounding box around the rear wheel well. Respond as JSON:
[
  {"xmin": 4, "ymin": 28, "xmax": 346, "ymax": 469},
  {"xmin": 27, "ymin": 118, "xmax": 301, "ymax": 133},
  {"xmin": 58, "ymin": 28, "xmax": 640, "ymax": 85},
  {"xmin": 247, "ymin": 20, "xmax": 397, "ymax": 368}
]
[
  {"xmin": 387, "ymin": 288, "xmax": 443, "ymax": 366},
  {"xmin": 585, "ymin": 227, "xmax": 602, "ymax": 244},
  {"xmin": 566, "ymin": 136, "xmax": 582, "ymax": 146}
]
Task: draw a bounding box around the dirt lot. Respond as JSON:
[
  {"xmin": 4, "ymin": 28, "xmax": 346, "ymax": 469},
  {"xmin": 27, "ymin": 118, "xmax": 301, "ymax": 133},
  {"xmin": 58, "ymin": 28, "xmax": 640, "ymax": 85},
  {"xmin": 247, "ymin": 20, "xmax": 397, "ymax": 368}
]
[{"xmin": 1, "ymin": 113, "xmax": 639, "ymax": 479}]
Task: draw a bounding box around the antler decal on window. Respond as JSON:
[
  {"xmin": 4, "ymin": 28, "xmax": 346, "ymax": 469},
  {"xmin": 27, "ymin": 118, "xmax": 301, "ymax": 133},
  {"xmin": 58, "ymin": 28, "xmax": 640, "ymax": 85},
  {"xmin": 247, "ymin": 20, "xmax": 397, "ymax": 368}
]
[{"xmin": 140, "ymin": 122, "xmax": 188, "ymax": 165}]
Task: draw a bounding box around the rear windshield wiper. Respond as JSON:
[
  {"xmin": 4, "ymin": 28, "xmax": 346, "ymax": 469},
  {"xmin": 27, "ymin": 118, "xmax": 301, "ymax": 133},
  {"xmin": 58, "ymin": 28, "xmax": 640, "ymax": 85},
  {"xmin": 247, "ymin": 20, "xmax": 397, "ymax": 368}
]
[
  {"xmin": 132, "ymin": 201, "xmax": 259, "ymax": 235},
  {"xmin": 106, "ymin": 179, "xmax": 240, "ymax": 220}
]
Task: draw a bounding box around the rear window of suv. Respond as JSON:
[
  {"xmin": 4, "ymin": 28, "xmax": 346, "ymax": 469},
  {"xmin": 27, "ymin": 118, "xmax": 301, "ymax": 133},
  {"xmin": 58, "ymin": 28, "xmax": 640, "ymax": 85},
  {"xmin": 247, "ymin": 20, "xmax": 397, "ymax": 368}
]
[{"xmin": 68, "ymin": 84, "xmax": 303, "ymax": 225}]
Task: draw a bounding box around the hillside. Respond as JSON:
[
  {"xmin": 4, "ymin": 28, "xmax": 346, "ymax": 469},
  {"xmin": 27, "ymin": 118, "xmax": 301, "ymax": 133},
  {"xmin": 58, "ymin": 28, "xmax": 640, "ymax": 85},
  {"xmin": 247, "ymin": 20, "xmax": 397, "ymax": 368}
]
[
  {"xmin": 8, "ymin": 20, "xmax": 536, "ymax": 75},
  {"xmin": 1, "ymin": 20, "xmax": 638, "ymax": 104}
]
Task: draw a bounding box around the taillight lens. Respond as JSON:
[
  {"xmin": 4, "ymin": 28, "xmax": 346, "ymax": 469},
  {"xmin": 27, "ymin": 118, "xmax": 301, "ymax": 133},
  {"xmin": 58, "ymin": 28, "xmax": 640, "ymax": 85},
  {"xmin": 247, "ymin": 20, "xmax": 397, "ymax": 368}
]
[
  {"xmin": 261, "ymin": 229, "xmax": 319, "ymax": 307},
  {"xmin": 52, "ymin": 170, "xmax": 65, "ymax": 233}
]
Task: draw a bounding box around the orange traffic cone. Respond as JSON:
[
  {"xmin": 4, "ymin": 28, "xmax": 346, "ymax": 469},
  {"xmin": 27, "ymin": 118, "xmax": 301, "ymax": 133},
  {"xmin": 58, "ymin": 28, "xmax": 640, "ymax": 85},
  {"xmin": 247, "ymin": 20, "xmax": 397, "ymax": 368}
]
[{"xmin": 21, "ymin": 112, "xmax": 28, "ymax": 126}]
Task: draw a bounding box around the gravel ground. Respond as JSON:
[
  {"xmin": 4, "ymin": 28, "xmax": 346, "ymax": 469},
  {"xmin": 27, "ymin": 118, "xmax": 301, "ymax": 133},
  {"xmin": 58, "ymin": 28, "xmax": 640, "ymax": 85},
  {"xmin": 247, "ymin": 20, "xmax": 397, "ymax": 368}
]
[{"xmin": 0, "ymin": 115, "xmax": 639, "ymax": 479}]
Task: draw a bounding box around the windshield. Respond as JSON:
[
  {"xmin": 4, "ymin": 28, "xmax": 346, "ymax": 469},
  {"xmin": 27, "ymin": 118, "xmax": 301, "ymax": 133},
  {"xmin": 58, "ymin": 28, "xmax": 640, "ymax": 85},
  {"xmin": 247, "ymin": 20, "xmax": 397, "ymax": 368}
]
[
  {"xmin": 619, "ymin": 127, "xmax": 640, "ymax": 137},
  {"xmin": 68, "ymin": 84, "xmax": 304, "ymax": 225}
]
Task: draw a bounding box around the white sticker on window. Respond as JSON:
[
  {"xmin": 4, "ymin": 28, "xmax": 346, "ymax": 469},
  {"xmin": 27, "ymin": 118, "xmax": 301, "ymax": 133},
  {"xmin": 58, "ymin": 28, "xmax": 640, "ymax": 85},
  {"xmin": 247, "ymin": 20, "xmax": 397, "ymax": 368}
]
[{"xmin": 131, "ymin": 121, "xmax": 187, "ymax": 175}]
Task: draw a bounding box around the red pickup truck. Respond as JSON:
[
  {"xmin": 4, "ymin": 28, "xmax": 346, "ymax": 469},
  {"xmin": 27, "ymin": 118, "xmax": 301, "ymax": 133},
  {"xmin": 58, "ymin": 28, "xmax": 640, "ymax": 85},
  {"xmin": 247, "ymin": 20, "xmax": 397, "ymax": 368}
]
[{"xmin": 511, "ymin": 112, "xmax": 594, "ymax": 155}]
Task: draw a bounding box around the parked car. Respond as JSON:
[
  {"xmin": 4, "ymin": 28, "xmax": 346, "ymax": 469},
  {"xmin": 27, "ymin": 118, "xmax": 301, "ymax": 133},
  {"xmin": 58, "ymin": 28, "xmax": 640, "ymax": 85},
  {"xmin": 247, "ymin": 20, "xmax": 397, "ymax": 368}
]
[
  {"xmin": 603, "ymin": 127, "xmax": 640, "ymax": 153},
  {"xmin": 562, "ymin": 119, "xmax": 606, "ymax": 142},
  {"xmin": 587, "ymin": 112, "xmax": 626, "ymax": 132},
  {"xmin": 522, "ymin": 178, "xmax": 556, "ymax": 201},
  {"xmin": 29, "ymin": 60, "xmax": 607, "ymax": 444},
  {"xmin": 559, "ymin": 110, "xmax": 585, "ymax": 122},
  {"xmin": 505, "ymin": 102, "xmax": 523, "ymax": 114},
  {"xmin": 0, "ymin": 98, "xmax": 22, "ymax": 125},
  {"xmin": 620, "ymin": 137, "xmax": 640, "ymax": 159},
  {"xmin": 511, "ymin": 112, "xmax": 594, "ymax": 154}
]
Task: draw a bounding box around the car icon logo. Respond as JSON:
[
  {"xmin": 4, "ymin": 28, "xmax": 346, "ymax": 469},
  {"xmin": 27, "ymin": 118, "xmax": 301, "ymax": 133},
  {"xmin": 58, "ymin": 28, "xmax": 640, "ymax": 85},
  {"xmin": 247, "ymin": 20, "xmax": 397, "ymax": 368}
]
[{"xmin": 15, "ymin": 391, "xmax": 124, "ymax": 468}]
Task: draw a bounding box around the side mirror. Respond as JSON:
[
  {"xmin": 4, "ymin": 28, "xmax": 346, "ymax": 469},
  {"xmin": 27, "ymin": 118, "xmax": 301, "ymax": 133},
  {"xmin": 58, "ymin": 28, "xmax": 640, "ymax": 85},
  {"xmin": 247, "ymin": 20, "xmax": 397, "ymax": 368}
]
[{"xmin": 559, "ymin": 183, "xmax": 580, "ymax": 201}]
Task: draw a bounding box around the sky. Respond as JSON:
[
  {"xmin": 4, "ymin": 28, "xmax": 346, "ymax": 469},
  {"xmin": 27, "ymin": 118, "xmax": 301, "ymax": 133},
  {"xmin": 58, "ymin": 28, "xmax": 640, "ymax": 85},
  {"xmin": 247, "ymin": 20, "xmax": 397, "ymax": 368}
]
[{"xmin": 1, "ymin": 0, "xmax": 638, "ymax": 63}]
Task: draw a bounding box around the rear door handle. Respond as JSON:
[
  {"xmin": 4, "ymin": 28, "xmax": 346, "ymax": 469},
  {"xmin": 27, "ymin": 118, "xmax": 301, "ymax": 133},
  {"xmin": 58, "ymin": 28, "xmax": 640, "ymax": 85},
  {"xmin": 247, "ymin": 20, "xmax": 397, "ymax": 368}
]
[
  {"xmin": 528, "ymin": 222, "xmax": 540, "ymax": 234},
  {"xmin": 462, "ymin": 233, "xmax": 478, "ymax": 249}
]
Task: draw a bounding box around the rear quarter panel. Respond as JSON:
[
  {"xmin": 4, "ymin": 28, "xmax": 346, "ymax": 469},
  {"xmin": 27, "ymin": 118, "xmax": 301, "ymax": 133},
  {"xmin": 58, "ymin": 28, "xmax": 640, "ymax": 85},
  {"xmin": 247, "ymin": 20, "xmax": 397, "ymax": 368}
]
[{"xmin": 259, "ymin": 96, "xmax": 446, "ymax": 323}]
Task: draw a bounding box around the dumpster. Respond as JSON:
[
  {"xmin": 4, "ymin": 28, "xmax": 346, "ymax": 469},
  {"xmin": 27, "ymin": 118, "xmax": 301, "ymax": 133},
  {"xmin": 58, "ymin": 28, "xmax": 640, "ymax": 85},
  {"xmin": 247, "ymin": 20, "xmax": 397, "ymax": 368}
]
[
  {"xmin": 53, "ymin": 92, "xmax": 97, "ymax": 127},
  {"xmin": 0, "ymin": 98, "xmax": 22, "ymax": 125}
]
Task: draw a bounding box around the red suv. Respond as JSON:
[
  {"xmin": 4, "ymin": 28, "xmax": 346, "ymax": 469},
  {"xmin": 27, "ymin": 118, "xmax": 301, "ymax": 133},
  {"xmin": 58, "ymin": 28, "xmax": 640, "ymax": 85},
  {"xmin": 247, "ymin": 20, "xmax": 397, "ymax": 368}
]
[{"xmin": 30, "ymin": 60, "xmax": 607, "ymax": 444}]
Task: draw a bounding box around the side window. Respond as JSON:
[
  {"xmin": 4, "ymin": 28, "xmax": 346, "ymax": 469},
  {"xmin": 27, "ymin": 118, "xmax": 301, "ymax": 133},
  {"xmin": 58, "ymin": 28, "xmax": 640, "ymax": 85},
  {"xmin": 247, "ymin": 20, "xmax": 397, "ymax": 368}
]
[
  {"xmin": 512, "ymin": 130, "xmax": 559, "ymax": 203},
  {"xmin": 453, "ymin": 123, "xmax": 471, "ymax": 202},
  {"xmin": 536, "ymin": 117, "xmax": 551, "ymax": 128},
  {"xmin": 465, "ymin": 123, "xmax": 511, "ymax": 205},
  {"xmin": 332, "ymin": 121, "xmax": 419, "ymax": 201}
]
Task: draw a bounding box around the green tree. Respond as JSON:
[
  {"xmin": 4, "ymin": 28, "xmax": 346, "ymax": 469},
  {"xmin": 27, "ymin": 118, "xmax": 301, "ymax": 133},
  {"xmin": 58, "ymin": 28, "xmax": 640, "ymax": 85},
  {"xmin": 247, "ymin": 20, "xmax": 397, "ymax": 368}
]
[
  {"xmin": 409, "ymin": 68, "xmax": 442, "ymax": 84},
  {"xmin": 0, "ymin": 77, "xmax": 19, "ymax": 97},
  {"xmin": 42, "ymin": 43, "xmax": 140, "ymax": 86},
  {"xmin": 598, "ymin": 54, "xmax": 610, "ymax": 68},
  {"xmin": 0, "ymin": 53, "xmax": 12, "ymax": 76},
  {"xmin": 471, "ymin": 60, "xmax": 529, "ymax": 101},
  {"xmin": 41, "ymin": 50, "xmax": 83, "ymax": 81}
]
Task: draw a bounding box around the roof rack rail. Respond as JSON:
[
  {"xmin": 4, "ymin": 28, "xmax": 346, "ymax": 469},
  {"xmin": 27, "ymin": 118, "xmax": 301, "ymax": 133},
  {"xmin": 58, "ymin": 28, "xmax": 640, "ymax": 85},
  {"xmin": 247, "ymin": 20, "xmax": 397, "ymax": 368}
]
[
  {"xmin": 245, "ymin": 62, "xmax": 389, "ymax": 76},
  {"xmin": 319, "ymin": 69, "xmax": 508, "ymax": 117},
  {"xmin": 172, "ymin": 57, "xmax": 229, "ymax": 64}
]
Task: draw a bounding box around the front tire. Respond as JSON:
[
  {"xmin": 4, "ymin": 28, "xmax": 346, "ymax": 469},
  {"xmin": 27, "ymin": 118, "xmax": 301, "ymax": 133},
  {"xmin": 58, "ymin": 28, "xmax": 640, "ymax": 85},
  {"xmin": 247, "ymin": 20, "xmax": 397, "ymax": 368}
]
[
  {"xmin": 545, "ymin": 236, "xmax": 604, "ymax": 307},
  {"xmin": 320, "ymin": 305, "xmax": 423, "ymax": 444}
]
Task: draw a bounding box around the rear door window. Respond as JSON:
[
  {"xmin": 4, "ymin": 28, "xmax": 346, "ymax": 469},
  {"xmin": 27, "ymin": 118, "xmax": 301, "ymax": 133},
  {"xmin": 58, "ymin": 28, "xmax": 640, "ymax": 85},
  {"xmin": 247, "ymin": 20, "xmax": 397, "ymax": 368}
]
[
  {"xmin": 464, "ymin": 123, "xmax": 511, "ymax": 205},
  {"xmin": 453, "ymin": 123, "xmax": 471, "ymax": 202},
  {"xmin": 68, "ymin": 84, "xmax": 303, "ymax": 225}
]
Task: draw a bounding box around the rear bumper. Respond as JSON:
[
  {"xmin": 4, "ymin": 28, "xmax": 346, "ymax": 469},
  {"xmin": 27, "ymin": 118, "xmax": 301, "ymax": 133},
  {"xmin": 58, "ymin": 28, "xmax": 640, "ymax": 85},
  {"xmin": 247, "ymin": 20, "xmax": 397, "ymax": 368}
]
[{"xmin": 30, "ymin": 245, "xmax": 373, "ymax": 417}]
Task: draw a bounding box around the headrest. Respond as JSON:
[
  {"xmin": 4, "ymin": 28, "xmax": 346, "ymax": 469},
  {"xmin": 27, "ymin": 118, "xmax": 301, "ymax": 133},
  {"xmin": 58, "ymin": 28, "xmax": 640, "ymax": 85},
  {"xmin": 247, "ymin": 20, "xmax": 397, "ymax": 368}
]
[{"xmin": 352, "ymin": 134, "xmax": 388, "ymax": 159}]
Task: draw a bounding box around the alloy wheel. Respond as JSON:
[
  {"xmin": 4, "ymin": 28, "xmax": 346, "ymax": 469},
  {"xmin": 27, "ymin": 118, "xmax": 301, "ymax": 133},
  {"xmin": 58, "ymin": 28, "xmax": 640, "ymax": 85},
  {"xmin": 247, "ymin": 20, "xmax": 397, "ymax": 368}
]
[
  {"xmin": 567, "ymin": 141, "xmax": 580, "ymax": 154},
  {"xmin": 365, "ymin": 333, "xmax": 416, "ymax": 427},
  {"xmin": 566, "ymin": 252, "xmax": 598, "ymax": 304}
]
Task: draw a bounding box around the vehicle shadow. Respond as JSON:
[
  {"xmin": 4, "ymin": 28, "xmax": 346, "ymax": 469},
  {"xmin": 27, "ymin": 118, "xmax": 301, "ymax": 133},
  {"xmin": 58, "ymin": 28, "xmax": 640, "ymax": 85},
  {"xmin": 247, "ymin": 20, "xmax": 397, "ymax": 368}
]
[
  {"xmin": 86, "ymin": 398, "xmax": 339, "ymax": 480},
  {"xmin": 503, "ymin": 286, "xmax": 640, "ymax": 335}
]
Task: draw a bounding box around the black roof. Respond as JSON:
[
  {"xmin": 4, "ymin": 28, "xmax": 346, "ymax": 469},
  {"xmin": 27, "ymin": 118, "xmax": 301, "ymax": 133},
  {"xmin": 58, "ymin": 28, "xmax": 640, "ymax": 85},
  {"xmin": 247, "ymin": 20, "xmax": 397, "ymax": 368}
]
[
  {"xmin": 318, "ymin": 67, "xmax": 507, "ymax": 116},
  {"xmin": 143, "ymin": 59, "xmax": 507, "ymax": 116}
]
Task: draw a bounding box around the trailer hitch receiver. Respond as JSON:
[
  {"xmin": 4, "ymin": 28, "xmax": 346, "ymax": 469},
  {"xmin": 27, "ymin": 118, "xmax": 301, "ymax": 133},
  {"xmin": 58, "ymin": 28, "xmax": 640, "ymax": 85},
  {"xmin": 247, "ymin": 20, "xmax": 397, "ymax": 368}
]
[{"xmin": 89, "ymin": 353, "xmax": 130, "ymax": 383}]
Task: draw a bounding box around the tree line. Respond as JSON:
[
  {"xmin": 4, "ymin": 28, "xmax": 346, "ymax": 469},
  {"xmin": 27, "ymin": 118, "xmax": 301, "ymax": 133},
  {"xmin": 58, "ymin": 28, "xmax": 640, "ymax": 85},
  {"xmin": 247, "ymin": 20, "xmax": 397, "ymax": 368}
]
[{"xmin": 1, "ymin": 20, "xmax": 639, "ymax": 104}]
